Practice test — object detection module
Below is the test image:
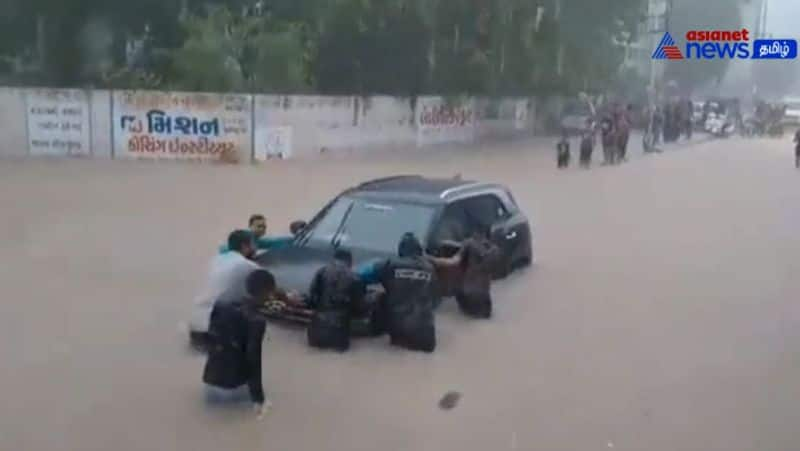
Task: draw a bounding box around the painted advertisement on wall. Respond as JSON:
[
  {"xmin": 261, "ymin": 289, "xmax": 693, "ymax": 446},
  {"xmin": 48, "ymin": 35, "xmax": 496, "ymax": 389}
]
[
  {"xmin": 26, "ymin": 89, "xmax": 91, "ymax": 156},
  {"xmin": 415, "ymin": 97, "xmax": 476, "ymax": 146},
  {"xmin": 113, "ymin": 91, "xmax": 251, "ymax": 161},
  {"xmin": 255, "ymin": 126, "xmax": 293, "ymax": 160}
]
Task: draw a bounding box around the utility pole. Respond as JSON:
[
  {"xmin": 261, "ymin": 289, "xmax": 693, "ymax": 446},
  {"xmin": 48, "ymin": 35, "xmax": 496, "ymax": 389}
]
[
  {"xmin": 555, "ymin": 0, "xmax": 563, "ymax": 77},
  {"xmin": 647, "ymin": 0, "xmax": 670, "ymax": 106}
]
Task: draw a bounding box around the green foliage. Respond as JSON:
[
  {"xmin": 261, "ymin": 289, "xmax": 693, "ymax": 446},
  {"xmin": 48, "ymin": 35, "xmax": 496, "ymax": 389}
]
[
  {"xmin": 1, "ymin": 0, "xmax": 652, "ymax": 97},
  {"xmin": 168, "ymin": 5, "xmax": 308, "ymax": 92},
  {"xmin": 169, "ymin": 7, "xmax": 248, "ymax": 92}
]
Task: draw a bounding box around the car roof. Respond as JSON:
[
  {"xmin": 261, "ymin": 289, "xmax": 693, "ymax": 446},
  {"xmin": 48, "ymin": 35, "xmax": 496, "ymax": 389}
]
[{"xmin": 344, "ymin": 175, "xmax": 499, "ymax": 205}]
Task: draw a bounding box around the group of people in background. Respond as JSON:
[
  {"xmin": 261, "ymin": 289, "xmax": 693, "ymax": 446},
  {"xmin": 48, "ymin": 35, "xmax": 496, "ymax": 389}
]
[
  {"xmin": 651, "ymin": 98, "xmax": 695, "ymax": 145},
  {"xmin": 556, "ymin": 102, "xmax": 632, "ymax": 169},
  {"xmin": 188, "ymin": 214, "xmax": 501, "ymax": 418}
]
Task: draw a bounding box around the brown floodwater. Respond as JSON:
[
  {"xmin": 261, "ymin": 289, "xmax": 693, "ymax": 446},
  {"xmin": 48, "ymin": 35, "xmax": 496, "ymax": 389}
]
[{"xmin": 1, "ymin": 137, "xmax": 799, "ymax": 451}]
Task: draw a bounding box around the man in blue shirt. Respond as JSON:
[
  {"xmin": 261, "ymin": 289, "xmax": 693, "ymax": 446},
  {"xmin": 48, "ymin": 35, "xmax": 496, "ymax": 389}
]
[{"xmin": 218, "ymin": 214, "xmax": 292, "ymax": 254}]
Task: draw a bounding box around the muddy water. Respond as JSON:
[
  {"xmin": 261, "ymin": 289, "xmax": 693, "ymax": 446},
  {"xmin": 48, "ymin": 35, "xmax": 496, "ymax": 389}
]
[{"xmin": 1, "ymin": 138, "xmax": 799, "ymax": 451}]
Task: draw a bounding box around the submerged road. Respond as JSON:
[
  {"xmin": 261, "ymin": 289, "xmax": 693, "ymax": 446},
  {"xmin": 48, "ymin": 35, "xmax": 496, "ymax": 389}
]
[{"xmin": 0, "ymin": 136, "xmax": 798, "ymax": 451}]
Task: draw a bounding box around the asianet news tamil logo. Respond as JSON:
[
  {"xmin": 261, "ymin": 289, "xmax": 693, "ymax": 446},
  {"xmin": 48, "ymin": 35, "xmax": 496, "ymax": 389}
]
[{"xmin": 652, "ymin": 29, "xmax": 798, "ymax": 60}]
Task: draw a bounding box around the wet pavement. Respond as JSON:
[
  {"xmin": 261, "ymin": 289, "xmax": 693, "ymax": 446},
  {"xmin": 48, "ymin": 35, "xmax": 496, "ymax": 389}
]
[{"xmin": 1, "ymin": 136, "xmax": 798, "ymax": 451}]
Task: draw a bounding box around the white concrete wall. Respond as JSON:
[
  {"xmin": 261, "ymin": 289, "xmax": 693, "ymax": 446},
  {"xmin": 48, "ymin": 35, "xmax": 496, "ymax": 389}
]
[
  {"xmin": 476, "ymin": 97, "xmax": 536, "ymax": 141},
  {"xmin": 254, "ymin": 95, "xmax": 416, "ymax": 159},
  {"xmin": 0, "ymin": 87, "xmax": 538, "ymax": 161},
  {"xmin": 0, "ymin": 87, "xmax": 29, "ymax": 158},
  {"xmin": 89, "ymin": 90, "xmax": 112, "ymax": 158}
]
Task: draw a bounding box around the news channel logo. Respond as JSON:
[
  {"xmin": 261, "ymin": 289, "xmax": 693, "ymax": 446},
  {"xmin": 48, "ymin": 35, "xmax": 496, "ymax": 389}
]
[{"xmin": 652, "ymin": 29, "xmax": 797, "ymax": 60}]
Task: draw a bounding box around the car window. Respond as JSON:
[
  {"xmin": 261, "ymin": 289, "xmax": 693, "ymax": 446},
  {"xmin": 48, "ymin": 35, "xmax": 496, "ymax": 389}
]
[
  {"xmin": 331, "ymin": 198, "xmax": 436, "ymax": 254},
  {"xmin": 434, "ymin": 201, "xmax": 470, "ymax": 243},
  {"xmin": 463, "ymin": 194, "xmax": 508, "ymax": 229},
  {"xmin": 303, "ymin": 197, "xmax": 355, "ymax": 245},
  {"xmin": 433, "ymin": 194, "xmax": 507, "ymax": 243}
]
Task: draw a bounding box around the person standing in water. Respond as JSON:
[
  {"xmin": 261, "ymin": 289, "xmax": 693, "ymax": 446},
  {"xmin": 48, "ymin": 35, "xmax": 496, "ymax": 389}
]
[
  {"xmin": 556, "ymin": 130, "xmax": 571, "ymax": 169},
  {"xmin": 794, "ymin": 128, "xmax": 800, "ymax": 169},
  {"xmin": 579, "ymin": 118, "xmax": 594, "ymax": 168},
  {"xmin": 202, "ymin": 269, "xmax": 276, "ymax": 419}
]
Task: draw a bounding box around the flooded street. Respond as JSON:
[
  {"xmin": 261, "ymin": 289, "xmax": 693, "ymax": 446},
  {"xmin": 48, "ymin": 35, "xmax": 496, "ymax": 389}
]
[{"xmin": 1, "ymin": 137, "xmax": 799, "ymax": 451}]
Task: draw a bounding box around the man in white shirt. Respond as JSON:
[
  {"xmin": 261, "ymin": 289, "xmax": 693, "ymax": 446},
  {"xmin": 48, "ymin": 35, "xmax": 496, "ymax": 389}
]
[{"xmin": 190, "ymin": 230, "xmax": 260, "ymax": 351}]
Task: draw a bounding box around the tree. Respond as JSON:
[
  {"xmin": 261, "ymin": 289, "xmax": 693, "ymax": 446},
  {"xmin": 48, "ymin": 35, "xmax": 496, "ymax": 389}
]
[
  {"xmin": 559, "ymin": 0, "xmax": 647, "ymax": 94},
  {"xmin": 169, "ymin": 5, "xmax": 307, "ymax": 92}
]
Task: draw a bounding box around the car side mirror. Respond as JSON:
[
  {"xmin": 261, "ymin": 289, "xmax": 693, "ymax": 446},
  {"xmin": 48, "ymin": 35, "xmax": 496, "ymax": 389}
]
[{"xmin": 290, "ymin": 220, "xmax": 307, "ymax": 236}]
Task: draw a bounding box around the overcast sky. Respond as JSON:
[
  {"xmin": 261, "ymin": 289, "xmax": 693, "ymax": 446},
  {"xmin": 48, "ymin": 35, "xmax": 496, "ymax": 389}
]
[{"xmin": 766, "ymin": 0, "xmax": 799, "ymax": 36}]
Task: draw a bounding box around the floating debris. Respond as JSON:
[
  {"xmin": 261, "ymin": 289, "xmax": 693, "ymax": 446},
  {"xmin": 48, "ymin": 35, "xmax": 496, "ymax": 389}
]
[{"xmin": 439, "ymin": 391, "xmax": 461, "ymax": 410}]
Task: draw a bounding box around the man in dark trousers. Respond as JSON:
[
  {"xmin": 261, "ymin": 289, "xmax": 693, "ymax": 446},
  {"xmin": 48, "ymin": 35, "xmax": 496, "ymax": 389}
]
[
  {"xmin": 202, "ymin": 269, "xmax": 276, "ymax": 419},
  {"xmin": 579, "ymin": 120, "xmax": 594, "ymax": 168},
  {"xmin": 600, "ymin": 113, "xmax": 616, "ymax": 165},
  {"xmin": 794, "ymin": 128, "xmax": 800, "ymax": 168},
  {"xmin": 556, "ymin": 130, "xmax": 571, "ymax": 169},
  {"xmin": 306, "ymin": 249, "xmax": 364, "ymax": 352},
  {"xmin": 357, "ymin": 233, "xmax": 459, "ymax": 353},
  {"xmin": 616, "ymin": 105, "xmax": 631, "ymax": 162},
  {"xmin": 455, "ymin": 230, "xmax": 501, "ymax": 319}
]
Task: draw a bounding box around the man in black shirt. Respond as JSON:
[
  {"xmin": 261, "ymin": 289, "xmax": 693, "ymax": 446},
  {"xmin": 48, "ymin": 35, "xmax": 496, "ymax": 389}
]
[
  {"xmin": 358, "ymin": 233, "xmax": 460, "ymax": 353},
  {"xmin": 202, "ymin": 269, "xmax": 275, "ymax": 418},
  {"xmin": 306, "ymin": 249, "xmax": 364, "ymax": 352}
]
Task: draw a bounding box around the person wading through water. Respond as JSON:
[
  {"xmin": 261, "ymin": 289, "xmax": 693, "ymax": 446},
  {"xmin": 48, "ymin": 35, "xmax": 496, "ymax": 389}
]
[
  {"xmin": 579, "ymin": 118, "xmax": 594, "ymax": 168},
  {"xmin": 600, "ymin": 112, "xmax": 616, "ymax": 165},
  {"xmin": 455, "ymin": 229, "xmax": 502, "ymax": 319},
  {"xmin": 357, "ymin": 233, "xmax": 460, "ymax": 353},
  {"xmin": 616, "ymin": 105, "xmax": 631, "ymax": 163},
  {"xmin": 556, "ymin": 129, "xmax": 571, "ymax": 169},
  {"xmin": 202, "ymin": 269, "xmax": 276, "ymax": 419},
  {"xmin": 218, "ymin": 214, "xmax": 292, "ymax": 255},
  {"xmin": 794, "ymin": 128, "xmax": 800, "ymax": 168},
  {"xmin": 190, "ymin": 230, "xmax": 260, "ymax": 352},
  {"xmin": 305, "ymin": 249, "xmax": 364, "ymax": 352}
]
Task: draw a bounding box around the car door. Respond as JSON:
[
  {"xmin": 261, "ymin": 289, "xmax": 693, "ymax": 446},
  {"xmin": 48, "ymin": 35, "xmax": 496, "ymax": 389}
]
[
  {"xmin": 460, "ymin": 193, "xmax": 528, "ymax": 275},
  {"xmin": 428, "ymin": 199, "xmax": 474, "ymax": 297}
]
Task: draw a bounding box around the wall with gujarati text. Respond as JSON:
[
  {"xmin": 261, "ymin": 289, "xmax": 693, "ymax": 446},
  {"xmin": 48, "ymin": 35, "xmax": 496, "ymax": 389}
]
[
  {"xmin": 0, "ymin": 88, "xmax": 30, "ymax": 158},
  {"xmin": 0, "ymin": 87, "xmax": 537, "ymax": 161}
]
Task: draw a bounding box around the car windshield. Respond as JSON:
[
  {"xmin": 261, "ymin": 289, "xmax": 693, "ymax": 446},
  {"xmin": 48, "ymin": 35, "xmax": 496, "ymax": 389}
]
[{"xmin": 303, "ymin": 196, "xmax": 436, "ymax": 254}]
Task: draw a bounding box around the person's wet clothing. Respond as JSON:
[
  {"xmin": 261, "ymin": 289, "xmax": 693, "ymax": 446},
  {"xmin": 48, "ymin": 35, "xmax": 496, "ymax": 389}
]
[
  {"xmin": 557, "ymin": 138, "xmax": 570, "ymax": 169},
  {"xmin": 306, "ymin": 259, "xmax": 364, "ymax": 352},
  {"xmin": 456, "ymin": 236, "xmax": 501, "ymax": 319},
  {"xmin": 358, "ymin": 234, "xmax": 438, "ymax": 353},
  {"xmin": 202, "ymin": 302, "xmax": 266, "ymax": 404}
]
